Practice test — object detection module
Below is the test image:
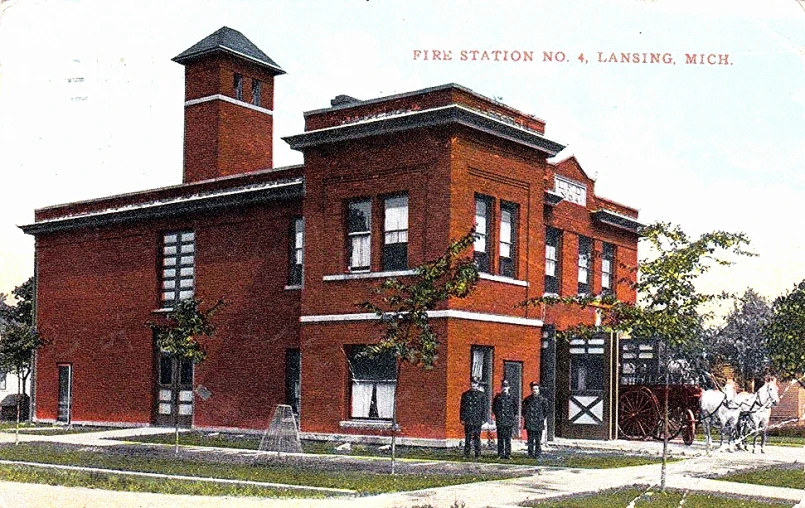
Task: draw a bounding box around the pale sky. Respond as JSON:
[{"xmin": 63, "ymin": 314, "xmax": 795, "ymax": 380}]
[{"xmin": 0, "ymin": 0, "xmax": 803, "ymax": 318}]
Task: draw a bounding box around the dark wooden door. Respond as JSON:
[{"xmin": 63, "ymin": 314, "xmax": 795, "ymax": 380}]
[{"xmin": 155, "ymin": 353, "xmax": 193, "ymax": 428}]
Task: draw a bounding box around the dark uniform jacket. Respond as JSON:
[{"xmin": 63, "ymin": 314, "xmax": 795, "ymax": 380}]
[
  {"xmin": 522, "ymin": 393, "xmax": 549, "ymax": 430},
  {"xmin": 460, "ymin": 388, "xmax": 487, "ymax": 426},
  {"xmin": 492, "ymin": 391, "xmax": 518, "ymax": 428}
]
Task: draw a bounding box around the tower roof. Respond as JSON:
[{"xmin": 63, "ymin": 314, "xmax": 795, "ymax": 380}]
[{"xmin": 172, "ymin": 26, "xmax": 285, "ymax": 75}]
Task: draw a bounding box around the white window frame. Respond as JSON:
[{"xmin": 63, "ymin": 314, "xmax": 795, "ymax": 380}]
[
  {"xmin": 499, "ymin": 202, "xmax": 517, "ymax": 278},
  {"xmin": 578, "ymin": 236, "xmax": 592, "ymax": 295},
  {"xmin": 289, "ymin": 218, "xmax": 304, "ymax": 286},
  {"xmin": 382, "ymin": 195, "xmax": 409, "ymax": 271},
  {"xmin": 474, "ymin": 195, "xmax": 492, "ymax": 273},
  {"xmin": 161, "ymin": 231, "xmax": 195, "ymax": 306},
  {"xmin": 602, "ymin": 242, "xmax": 615, "ymax": 294},
  {"xmin": 251, "ymin": 78, "xmax": 261, "ymax": 107},
  {"xmin": 545, "ymin": 227, "xmax": 561, "ymax": 294},
  {"xmin": 347, "ymin": 199, "xmax": 372, "ymax": 272},
  {"xmin": 347, "ymin": 348, "xmax": 397, "ymax": 420}
]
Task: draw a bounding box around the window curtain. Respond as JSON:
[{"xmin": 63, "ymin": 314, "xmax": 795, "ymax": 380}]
[
  {"xmin": 384, "ymin": 196, "xmax": 408, "ymax": 244},
  {"xmin": 351, "ymin": 381, "xmax": 373, "ymax": 418},
  {"xmin": 375, "ymin": 382, "xmax": 396, "ymax": 419},
  {"xmin": 471, "ymin": 349, "xmax": 485, "ymax": 380},
  {"xmin": 351, "ymin": 235, "xmax": 370, "ymax": 268}
]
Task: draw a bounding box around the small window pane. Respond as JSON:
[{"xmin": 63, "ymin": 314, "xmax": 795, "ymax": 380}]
[
  {"xmin": 180, "ymin": 267, "xmax": 194, "ymax": 276},
  {"xmin": 163, "ymin": 257, "xmax": 177, "ymax": 266},
  {"xmin": 181, "ymin": 232, "xmax": 195, "ymax": 242},
  {"xmin": 164, "ymin": 234, "xmax": 178, "ymax": 244},
  {"xmin": 163, "ymin": 246, "xmax": 177, "ymax": 255},
  {"xmin": 179, "ymin": 290, "xmax": 194, "ymax": 300},
  {"xmin": 348, "ymin": 200, "xmax": 371, "ymax": 233},
  {"xmin": 180, "ymin": 243, "xmax": 195, "ymax": 253},
  {"xmin": 384, "ymin": 196, "xmax": 408, "ymax": 238},
  {"xmin": 162, "ymin": 291, "xmax": 176, "ymax": 301},
  {"xmin": 160, "ymin": 356, "xmax": 173, "ymax": 385},
  {"xmin": 350, "ymin": 235, "xmax": 371, "ymax": 270},
  {"xmin": 179, "ymin": 278, "xmax": 194, "ymax": 288},
  {"xmin": 162, "ymin": 280, "xmax": 176, "ymax": 290},
  {"xmin": 180, "ymin": 362, "xmax": 193, "ymax": 385},
  {"xmin": 180, "ymin": 256, "xmax": 194, "ymax": 265}
]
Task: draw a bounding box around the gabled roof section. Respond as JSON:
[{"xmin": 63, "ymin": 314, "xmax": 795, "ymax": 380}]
[
  {"xmin": 172, "ymin": 26, "xmax": 285, "ymax": 75},
  {"xmin": 549, "ymin": 155, "xmax": 595, "ymax": 183}
]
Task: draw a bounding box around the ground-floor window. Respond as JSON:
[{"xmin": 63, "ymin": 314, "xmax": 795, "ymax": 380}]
[
  {"xmin": 285, "ymin": 349, "xmax": 301, "ymax": 416},
  {"xmin": 471, "ymin": 345, "xmax": 494, "ymax": 423},
  {"xmin": 346, "ymin": 347, "xmax": 397, "ymax": 420},
  {"xmin": 57, "ymin": 364, "xmax": 72, "ymax": 423}
]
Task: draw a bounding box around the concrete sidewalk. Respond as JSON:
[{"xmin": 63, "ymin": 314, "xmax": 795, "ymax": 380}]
[{"xmin": 0, "ymin": 427, "xmax": 803, "ymax": 507}]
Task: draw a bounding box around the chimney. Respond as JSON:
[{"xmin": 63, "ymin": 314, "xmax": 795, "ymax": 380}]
[{"xmin": 173, "ymin": 27, "xmax": 285, "ymax": 183}]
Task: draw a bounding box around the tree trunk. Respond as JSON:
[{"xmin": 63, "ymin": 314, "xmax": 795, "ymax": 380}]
[
  {"xmin": 174, "ymin": 417, "xmax": 180, "ymax": 455},
  {"xmin": 660, "ymin": 375, "xmax": 669, "ymax": 492},
  {"xmin": 390, "ymin": 359, "xmax": 401, "ymax": 475},
  {"xmin": 14, "ymin": 373, "xmax": 21, "ymax": 446}
]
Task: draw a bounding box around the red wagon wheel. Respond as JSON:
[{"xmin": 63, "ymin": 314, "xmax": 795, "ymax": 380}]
[
  {"xmin": 619, "ymin": 387, "xmax": 661, "ymax": 440},
  {"xmin": 652, "ymin": 405, "xmax": 686, "ymax": 441},
  {"xmin": 681, "ymin": 409, "xmax": 696, "ymax": 445}
]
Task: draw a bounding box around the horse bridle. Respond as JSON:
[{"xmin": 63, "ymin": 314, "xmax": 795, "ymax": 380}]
[{"xmin": 741, "ymin": 383, "xmax": 778, "ymax": 415}]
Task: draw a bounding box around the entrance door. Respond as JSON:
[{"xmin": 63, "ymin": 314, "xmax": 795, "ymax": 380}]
[
  {"xmin": 155, "ymin": 353, "xmax": 193, "ymax": 427},
  {"xmin": 503, "ymin": 361, "xmax": 523, "ymax": 430},
  {"xmin": 57, "ymin": 364, "xmax": 72, "ymax": 424},
  {"xmin": 285, "ymin": 349, "xmax": 301, "ymax": 418}
]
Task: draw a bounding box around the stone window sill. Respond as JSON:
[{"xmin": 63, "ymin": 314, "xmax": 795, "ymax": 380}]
[{"xmin": 339, "ymin": 420, "xmax": 401, "ymax": 431}]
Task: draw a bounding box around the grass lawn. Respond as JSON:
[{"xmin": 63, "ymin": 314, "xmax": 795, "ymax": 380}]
[
  {"xmin": 0, "ymin": 442, "xmax": 519, "ymax": 497},
  {"xmin": 125, "ymin": 431, "xmax": 673, "ymax": 469},
  {"xmin": 522, "ymin": 487, "xmax": 791, "ymax": 507},
  {"xmin": 0, "ymin": 464, "xmax": 328, "ymax": 498},
  {"xmin": 718, "ymin": 465, "xmax": 805, "ymax": 490}
]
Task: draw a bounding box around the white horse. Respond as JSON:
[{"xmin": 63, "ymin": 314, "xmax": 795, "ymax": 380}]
[
  {"xmin": 734, "ymin": 377, "xmax": 780, "ymax": 453},
  {"xmin": 700, "ymin": 379, "xmax": 741, "ymax": 452}
]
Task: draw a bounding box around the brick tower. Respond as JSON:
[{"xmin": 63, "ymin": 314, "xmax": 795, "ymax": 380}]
[{"xmin": 173, "ymin": 27, "xmax": 285, "ymax": 183}]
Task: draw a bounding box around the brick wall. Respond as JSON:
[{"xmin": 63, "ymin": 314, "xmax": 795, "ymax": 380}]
[
  {"xmin": 35, "ymin": 198, "xmax": 302, "ymax": 429},
  {"xmin": 181, "ymin": 53, "xmax": 278, "ymax": 182}
]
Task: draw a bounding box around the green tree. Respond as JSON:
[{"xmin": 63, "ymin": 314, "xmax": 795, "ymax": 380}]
[
  {"xmin": 709, "ymin": 289, "xmax": 771, "ymax": 390},
  {"xmin": 0, "ymin": 277, "xmax": 42, "ymax": 443},
  {"xmin": 523, "ymin": 222, "xmax": 753, "ymax": 490},
  {"xmin": 148, "ymin": 297, "xmax": 224, "ymax": 454},
  {"xmin": 358, "ymin": 229, "xmax": 480, "ymax": 473},
  {"xmin": 766, "ymin": 281, "xmax": 805, "ymax": 381}
]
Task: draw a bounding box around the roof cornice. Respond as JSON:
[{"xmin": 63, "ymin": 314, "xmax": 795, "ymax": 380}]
[
  {"xmin": 284, "ymin": 105, "xmax": 565, "ymax": 156},
  {"xmin": 592, "ymin": 209, "xmax": 643, "ymax": 233},
  {"xmin": 20, "ymin": 178, "xmax": 304, "ymax": 235}
]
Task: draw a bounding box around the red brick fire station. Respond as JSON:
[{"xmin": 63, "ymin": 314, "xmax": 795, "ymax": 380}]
[{"xmin": 21, "ymin": 27, "xmax": 640, "ymax": 444}]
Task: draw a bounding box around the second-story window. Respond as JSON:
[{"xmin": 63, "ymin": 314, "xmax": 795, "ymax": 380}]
[
  {"xmin": 161, "ymin": 231, "xmax": 195, "ymax": 307},
  {"xmin": 602, "ymin": 242, "xmax": 615, "ymax": 296},
  {"xmin": 234, "ymin": 73, "xmax": 243, "ymax": 101},
  {"xmin": 545, "ymin": 227, "xmax": 561, "ymax": 294},
  {"xmin": 473, "ymin": 195, "xmax": 492, "ymax": 273},
  {"xmin": 251, "ymin": 79, "xmax": 261, "ymax": 107},
  {"xmin": 578, "ymin": 236, "xmax": 592, "ymax": 295},
  {"xmin": 383, "ymin": 195, "xmax": 408, "ymax": 271},
  {"xmin": 499, "ymin": 202, "xmax": 517, "ymax": 278},
  {"xmin": 348, "ymin": 199, "xmax": 371, "ymax": 271},
  {"xmin": 289, "ymin": 218, "xmax": 304, "ymax": 286}
]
